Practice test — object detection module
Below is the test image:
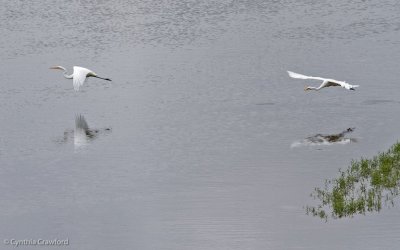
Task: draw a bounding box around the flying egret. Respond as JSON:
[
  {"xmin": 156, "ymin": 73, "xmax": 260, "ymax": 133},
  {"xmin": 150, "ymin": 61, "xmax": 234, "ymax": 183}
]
[
  {"xmin": 287, "ymin": 71, "xmax": 359, "ymax": 91},
  {"xmin": 50, "ymin": 66, "xmax": 111, "ymax": 91}
]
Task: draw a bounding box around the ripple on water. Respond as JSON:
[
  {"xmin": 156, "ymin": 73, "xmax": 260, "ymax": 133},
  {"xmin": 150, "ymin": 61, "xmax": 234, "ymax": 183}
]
[
  {"xmin": 4, "ymin": 1, "xmax": 398, "ymax": 58},
  {"xmin": 362, "ymin": 99, "xmax": 399, "ymax": 105},
  {"xmin": 0, "ymin": 0, "xmax": 251, "ymax": 58},
  {"xmin": 255, "ymin": 102, "xmax": 275, "ymax": 106}
]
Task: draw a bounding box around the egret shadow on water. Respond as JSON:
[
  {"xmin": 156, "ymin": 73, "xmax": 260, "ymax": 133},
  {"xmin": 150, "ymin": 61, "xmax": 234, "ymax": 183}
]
[
  {"xmin": 59, "ymin": 114, "xmax": 112, "ymax": 150},
  {"xmin": 291, "ymin": 128, "xmax": 357, "ymax": 148},
  {"xmin": 306, "ymin": 142, "xmax": 400, "ymax": 221}
]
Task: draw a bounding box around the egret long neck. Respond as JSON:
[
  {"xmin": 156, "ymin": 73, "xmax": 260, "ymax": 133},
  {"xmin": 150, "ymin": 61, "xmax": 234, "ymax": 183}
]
[
  {"xmin": 59, "ymin": 67, "xmax": 73, "ymax": 79},
  {"xmin": 64, "ymin": 73, "xmax": 73, "ymax": 79}
]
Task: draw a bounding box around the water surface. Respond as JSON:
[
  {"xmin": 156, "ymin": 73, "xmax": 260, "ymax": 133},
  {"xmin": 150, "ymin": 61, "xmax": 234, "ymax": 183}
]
[{"xmin": 1, "ymin": 1, "xmax": 400, "ymax": 249}]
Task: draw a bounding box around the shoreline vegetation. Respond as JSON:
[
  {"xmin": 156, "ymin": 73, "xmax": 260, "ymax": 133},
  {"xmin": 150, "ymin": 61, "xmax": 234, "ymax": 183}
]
[{"xmin": 306, "ymin": 142, "xmax": 400, "ymax": 221}]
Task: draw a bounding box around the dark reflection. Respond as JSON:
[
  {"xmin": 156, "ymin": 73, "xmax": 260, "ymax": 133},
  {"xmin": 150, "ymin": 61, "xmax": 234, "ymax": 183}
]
[
  {"xmin": 60, "ymin": 115, "xmax": 111, "ymax": 150},
  {"xmin": 291, "ymin": 128, "xmax": 357, "ymax": 148},
  {"xmin": 306, "ymin": 142, "xmax": 400, "ymax": 221}
]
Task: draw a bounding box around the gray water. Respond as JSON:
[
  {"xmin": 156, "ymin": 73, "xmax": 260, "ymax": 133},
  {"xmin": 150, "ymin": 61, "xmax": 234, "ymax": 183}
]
[{"xmin": 1, "ymin": 1, "xmax": 400, "ymax": 249}]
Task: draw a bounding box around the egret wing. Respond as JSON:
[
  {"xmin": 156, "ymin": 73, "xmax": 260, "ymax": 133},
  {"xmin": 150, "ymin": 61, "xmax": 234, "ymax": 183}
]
[
  {"xmin": 328, "ymin": 79, "xmax": 359, "ymax": 90},
  {"xmin": 287, "ymin": 71, "xmax": 326, "ymax": 81},
  {"xmin": 324, "ymin": 81, "xmax": 341, "ymax": 87},
  {"xmin": 73, "ymin": 66, "xmax": 92, "ymax": 91},
  {"xmin": 340, "ymin": 80, "xmax": 360, "ymax": 90}
]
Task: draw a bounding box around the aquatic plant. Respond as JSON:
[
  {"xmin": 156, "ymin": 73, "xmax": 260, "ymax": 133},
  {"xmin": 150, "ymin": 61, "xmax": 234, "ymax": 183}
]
[{"xmin": 306, "ymin": 142, "xmax": 400, "ymax": 220}]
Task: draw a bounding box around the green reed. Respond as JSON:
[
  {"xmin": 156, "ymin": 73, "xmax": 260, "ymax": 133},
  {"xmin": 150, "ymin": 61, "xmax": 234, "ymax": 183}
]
[{"xmin": 306, "ymin": 142, "xmax": 400, "ymax": 220}]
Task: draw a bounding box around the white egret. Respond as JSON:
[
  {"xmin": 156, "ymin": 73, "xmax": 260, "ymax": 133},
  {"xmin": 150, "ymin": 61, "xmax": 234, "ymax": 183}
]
[
  {"xmin": 287, "ymin": 71, "xmax": 359, "ymax": 91},
  {"xmin": 50, "ymin": 66, "xmax": 111, "ymax": 91}
]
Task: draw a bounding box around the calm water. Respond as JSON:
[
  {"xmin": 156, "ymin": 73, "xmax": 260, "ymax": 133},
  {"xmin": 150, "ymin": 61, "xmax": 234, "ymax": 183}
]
[{"xmin": 1, "ymin": 1, "xmax": 400, "ymax": 249}]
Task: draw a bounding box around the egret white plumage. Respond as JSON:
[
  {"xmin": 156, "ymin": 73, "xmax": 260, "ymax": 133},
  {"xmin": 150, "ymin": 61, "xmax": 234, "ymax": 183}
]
[
  {"xmin": 287, "ymin": 71, "xmax": 359, "ymax": 91},
  {"xmin": 50, "ymin": 66, "xmax": 111, "ymax": 91}
]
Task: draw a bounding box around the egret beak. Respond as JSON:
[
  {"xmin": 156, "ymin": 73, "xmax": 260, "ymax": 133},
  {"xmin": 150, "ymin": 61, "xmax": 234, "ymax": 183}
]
[{"xmin": 49, "ymin": 66, "xmax": 62, "ymax": 70}]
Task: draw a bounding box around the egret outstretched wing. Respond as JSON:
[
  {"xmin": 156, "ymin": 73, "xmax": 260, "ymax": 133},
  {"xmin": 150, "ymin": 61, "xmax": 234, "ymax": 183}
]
[
  {"xmin": 287, "ymin": 71, "xmax": 326, "ymax": 81},
  {"xmin": 325, "ymin": 79, "xmax": 359, "ymax": 90},
  {"xmin": 73, "ymin": 66, "xmax": 92, "ymax": 91},
  {"xmin": 322, "ymin": 81, "xmax": 341, "ymax": 88},
  {"xmin": 342, "ymin": 82, "xmax": 359, "ymax": 90}
]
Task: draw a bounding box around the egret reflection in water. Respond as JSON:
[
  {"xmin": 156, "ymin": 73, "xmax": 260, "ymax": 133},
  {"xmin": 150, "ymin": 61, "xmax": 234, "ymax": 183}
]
[
  {"xmin": 60, "ymin": 114, "xmax": 111, "ymax": 150},
  {"xmin": 291, "ymin": 128, "xmax": 357, "ymax": 148}
]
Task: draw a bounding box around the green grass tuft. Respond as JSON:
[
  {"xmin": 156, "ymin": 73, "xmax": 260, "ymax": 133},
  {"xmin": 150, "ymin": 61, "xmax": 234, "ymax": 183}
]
[{"xmin": 306, "ymin": 141, "xmax": 400, "ymax": 220}]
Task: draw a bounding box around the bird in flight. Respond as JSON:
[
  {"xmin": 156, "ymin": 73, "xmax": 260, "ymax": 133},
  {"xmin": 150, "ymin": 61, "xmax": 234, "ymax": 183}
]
[
  {"xmin": 287, "ymin": 71, "xmax": 359, "ymax": 91},
  {"xmin": 50, "ymin": 66, "xmax": 111, "ymax": 91}
]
